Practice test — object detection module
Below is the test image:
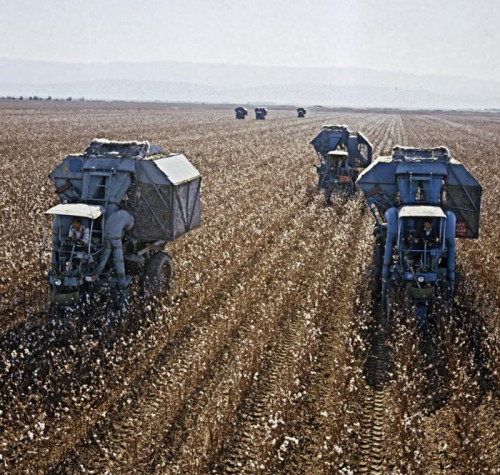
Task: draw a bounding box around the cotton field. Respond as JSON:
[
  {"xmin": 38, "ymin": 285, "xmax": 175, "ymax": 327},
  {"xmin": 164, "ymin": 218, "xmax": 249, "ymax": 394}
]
[{"xmin": 0, "ymin": 101, "xmax": 499, "ymax": 473}]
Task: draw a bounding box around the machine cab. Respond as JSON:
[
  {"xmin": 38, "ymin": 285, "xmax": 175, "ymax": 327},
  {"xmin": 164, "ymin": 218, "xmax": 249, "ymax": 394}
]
[
  {"xmin": 42, "ymin": 204, "xmax": 104, "ymax": 304},
  {"xmin": 326, "ymin": 150, "xmax": 351, "ymax": 183},
  {"xmin": 397, "ymin": 206, "xmax": 447, "ymax": 281}
]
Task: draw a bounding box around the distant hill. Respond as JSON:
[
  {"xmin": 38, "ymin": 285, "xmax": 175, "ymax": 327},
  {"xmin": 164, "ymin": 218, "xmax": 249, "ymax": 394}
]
[{"xmin": 1, "ymin": 58, "xmax": 499, "ymax": 109}]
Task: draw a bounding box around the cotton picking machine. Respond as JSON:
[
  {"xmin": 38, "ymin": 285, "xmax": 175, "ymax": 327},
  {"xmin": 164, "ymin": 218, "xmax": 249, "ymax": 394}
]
[
  {"xmin": 255, "ymin": 107, "xmax": 268, "ymax": 120},
  {"xmin": 235, "ymin": 107, "xmax": 248, "ymax": 119},
  {"xmin": 311, "ymin": 125, "xmax": 372, "ymax": 196},
  {"xmin": 41, "ymin": 139, "xmax": 201, "ymax": 313},
  {"xmin": 357, "ymin": 146, "xmax": 481, "ymax": 326},
  {"xmin": 297, "ymin": 107, "xmax": 306, "ymax": 118}
]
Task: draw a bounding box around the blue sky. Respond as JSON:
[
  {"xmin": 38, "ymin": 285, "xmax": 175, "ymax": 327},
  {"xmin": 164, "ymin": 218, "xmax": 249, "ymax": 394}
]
[{"xmin": 0, "ymin": 0, "xmax": 498, "ymax": 80}]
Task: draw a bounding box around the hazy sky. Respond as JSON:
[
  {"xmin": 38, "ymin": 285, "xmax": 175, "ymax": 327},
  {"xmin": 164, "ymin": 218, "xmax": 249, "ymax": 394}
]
[{"xmin": 1, "ymin": 0, "xmax": 498, "ymax": 81}]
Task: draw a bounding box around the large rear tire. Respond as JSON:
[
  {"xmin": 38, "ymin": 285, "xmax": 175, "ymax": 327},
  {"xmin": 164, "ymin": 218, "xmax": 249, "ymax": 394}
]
[{"xmin": 142, "ymin": 252, "xmax": 173, "ymax": 297}]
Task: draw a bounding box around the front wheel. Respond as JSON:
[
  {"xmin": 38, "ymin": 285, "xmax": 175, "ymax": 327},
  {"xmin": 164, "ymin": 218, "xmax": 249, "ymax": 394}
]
[{"xmin": 142, "ymin": 252, "xmax": 173, "ymax": 297}]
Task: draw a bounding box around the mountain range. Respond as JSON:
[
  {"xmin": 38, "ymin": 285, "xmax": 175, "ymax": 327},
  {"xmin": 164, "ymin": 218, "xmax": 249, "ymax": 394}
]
[{"xmin": 1, "ymin": 58, "xmax": 499, "ymax": 109}]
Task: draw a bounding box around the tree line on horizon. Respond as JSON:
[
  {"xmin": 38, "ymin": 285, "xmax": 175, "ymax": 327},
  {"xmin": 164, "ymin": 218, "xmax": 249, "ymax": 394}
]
[{"xmin": 0, "ymin": 96, "xmax": 85, "ymax": 101}]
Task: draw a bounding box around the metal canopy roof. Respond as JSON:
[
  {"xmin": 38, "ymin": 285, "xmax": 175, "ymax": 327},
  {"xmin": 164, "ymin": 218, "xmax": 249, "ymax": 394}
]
[
  {"xmin": 399, "ymin": 206, "xmax": 446, "ymax": 219},
  {"xmin": 327, "ymin": 150, "xmax": 349, "ymax": 156},
  {"xmin": 45, "ymin": 203, "xmax": 104, "ymax": 219},
  {"xmin": 153, "ymin": 154, "xmax": 201, "ymax": 185}
]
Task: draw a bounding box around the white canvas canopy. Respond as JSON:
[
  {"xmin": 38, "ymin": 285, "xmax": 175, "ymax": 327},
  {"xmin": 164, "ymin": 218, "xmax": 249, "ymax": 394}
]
[
  {"xmin": 45, "ymin": 203, "xmax": 104, "ymax": 219},
  {"xmin": 399, "ymin": 205, "xmax": 446, "ymax": 219}
]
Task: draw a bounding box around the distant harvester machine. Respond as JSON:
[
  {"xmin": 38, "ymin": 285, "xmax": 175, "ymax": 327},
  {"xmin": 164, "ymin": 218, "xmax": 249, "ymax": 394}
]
[
  {"xmin": 235, "ymin": 107, "xmax": 248, "ymax": 119},
  {"xmin": 255, "ymin": 107, "xmax": 268, "ymax": 120},
  {"xmin": 311, "ymin": 125, "xmax": 372, "ymax": 195},
  {"xmin": 357, "ymin": 146, "xmax": 481, "ymax": 326},
  {"xmin": 297, "ymin": 108, "xmax": 306, "ymax": 118},
  {"xmin": 42, "ymin": 139, "xmax": 201, "ymax": 312}
]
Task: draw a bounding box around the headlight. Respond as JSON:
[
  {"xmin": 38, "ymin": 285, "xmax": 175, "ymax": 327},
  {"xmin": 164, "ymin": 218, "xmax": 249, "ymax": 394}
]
[
  {"xmin": 54, "ymin": 278, "xmax": 62, "ymax": 286},
  {"xmin": 417, "ymin": 276, "xmax": 425, "ymax": 283}
]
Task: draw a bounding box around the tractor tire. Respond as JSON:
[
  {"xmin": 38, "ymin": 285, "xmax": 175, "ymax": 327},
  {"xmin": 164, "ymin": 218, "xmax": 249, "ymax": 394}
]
[
  {"xmin": 371, "ymin": 243, "xmax": 383, "ymax": 298},
  {"xmin": 142, "ymin": 252, "xmax": 173, "ymax": 297}
]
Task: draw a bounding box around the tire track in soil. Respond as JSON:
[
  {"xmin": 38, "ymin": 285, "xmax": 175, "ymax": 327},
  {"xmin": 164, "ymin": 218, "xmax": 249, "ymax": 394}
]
[
  {"xmin": 271, "ymin": 210, "xmax": 373, "ymax": 475},
  {"xmin": 148, "ymin": 307, "xmax": 305, "ymax": 474},
  {"xmin": 256, "ymin": 115, "xmax": 404, "ymax": 474},
  {"xmin": 214, "ymin": 202, "xmax": 366, "ymax": 475},
  {"xmin": 356, "ymin": 310, "xmax": 392, "ymax": 474},
  {"xmin": 258, "ymin": 116, "xmax": 394, "ymax": 475},
  {"xmin": 220, "ymin": 313, "xmax": 306, "ymax": 474},
  {"xmin": 50, "ymin": 196, "xmax": 326, "ymax": 473}
]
